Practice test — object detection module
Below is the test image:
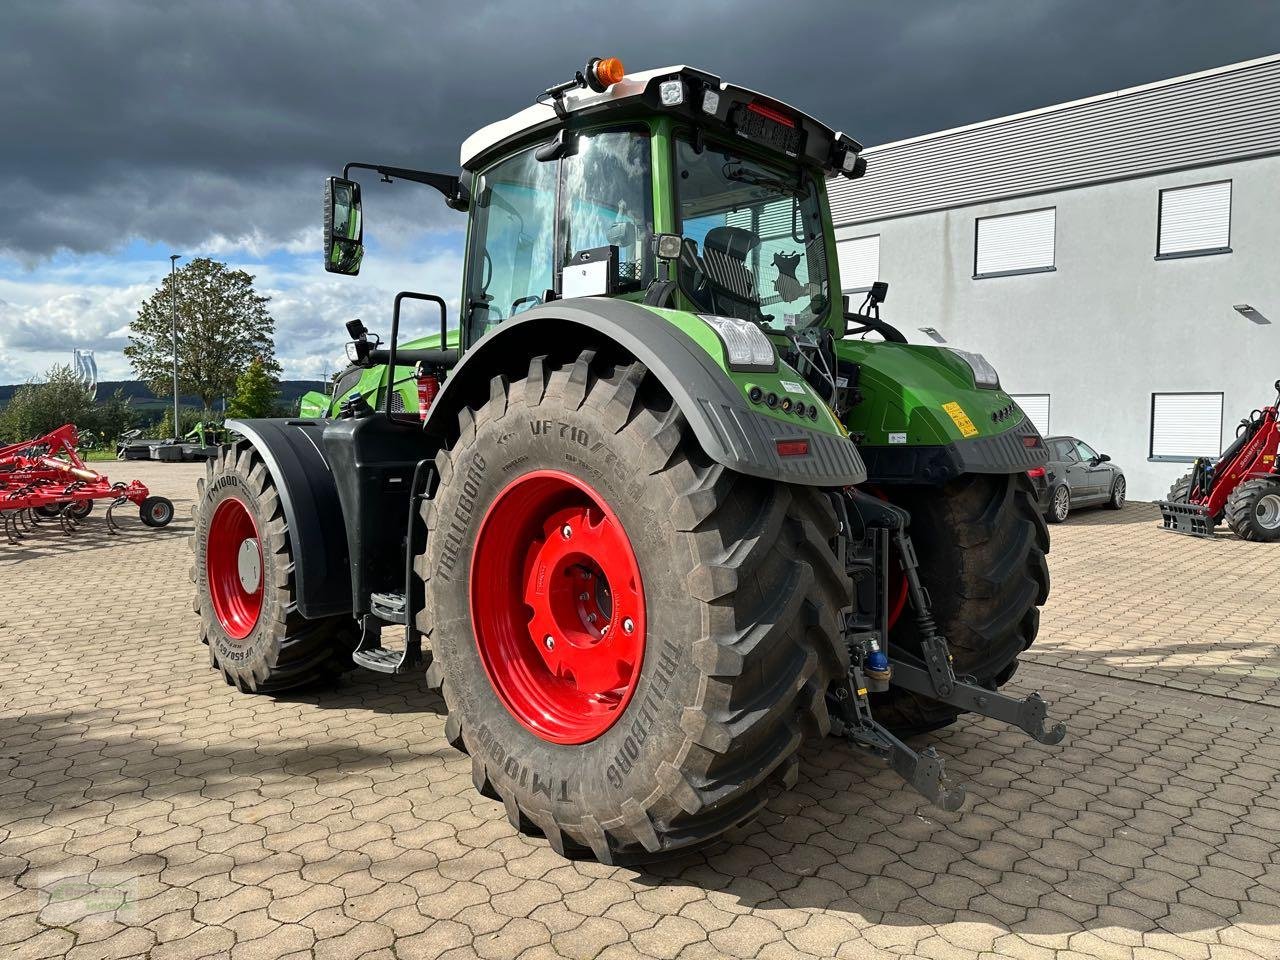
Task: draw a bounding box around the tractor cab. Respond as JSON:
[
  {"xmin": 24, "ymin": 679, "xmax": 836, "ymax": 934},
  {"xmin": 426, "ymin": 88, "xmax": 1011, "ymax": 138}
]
[{"xmin": 322, "ymin": 58, "xmax": 869, "ymax": 381}]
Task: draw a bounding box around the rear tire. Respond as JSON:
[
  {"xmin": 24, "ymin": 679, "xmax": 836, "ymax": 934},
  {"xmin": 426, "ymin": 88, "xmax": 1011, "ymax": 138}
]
[
  {"xmin": 417, "ymin": 352, "xmax": 849, "ymax": 863},
  {"xmin": 191, "ymin": 440, "xmax": 358, "ymax": 692},
  {"xmin": 1225, "ymin": 478, "xmax": 1280, "ymax": 542},
  {"xmin": 876, "ymin": 473, "xmax": 1050, "ymax": 734}
]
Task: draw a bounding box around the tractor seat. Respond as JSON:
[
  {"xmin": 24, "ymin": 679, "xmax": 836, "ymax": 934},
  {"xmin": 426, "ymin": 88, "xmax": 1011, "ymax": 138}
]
[{"xmin": 702, "ymin": 227, "xmax": 761, "ymax": 304}]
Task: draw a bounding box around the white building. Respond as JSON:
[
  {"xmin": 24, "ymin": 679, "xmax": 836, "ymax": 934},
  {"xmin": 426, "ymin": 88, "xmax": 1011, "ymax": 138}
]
[{"xmin": 829, "ymin": 54, "xmax": 1280, "ymax": 501}]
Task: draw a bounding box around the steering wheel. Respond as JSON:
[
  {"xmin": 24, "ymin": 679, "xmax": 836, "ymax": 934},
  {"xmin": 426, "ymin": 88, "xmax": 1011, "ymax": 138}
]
[{"xmin": 511, "ymin": 295, "xmax": 543, "ymax": 315}]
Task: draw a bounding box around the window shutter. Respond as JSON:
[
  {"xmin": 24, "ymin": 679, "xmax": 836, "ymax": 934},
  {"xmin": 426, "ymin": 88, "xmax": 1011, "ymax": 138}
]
[
  {"xmin": 1010, "ymin": 394, "xmax": 1050, "ymax": 435},
  {"xmin": 836, "ymin": 235, "xmax": 879, "ymax": 292},
  {"xmin": 1158, "ymin": 181, "xmax": 1231, "ymax": 256},
  {"xmin": 974, "ymin": 208, "xmax": 1055, "ymax": 276},
  {"xmin": 1150, "ymin": 393, "xmax": 1223, "ymax": 459}
]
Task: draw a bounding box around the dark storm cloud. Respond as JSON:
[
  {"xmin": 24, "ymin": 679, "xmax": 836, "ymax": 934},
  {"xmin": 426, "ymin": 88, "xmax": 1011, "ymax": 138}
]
[{"xmin": 3, "ymin": 0, "xmax": 1278, "ymax": 258}]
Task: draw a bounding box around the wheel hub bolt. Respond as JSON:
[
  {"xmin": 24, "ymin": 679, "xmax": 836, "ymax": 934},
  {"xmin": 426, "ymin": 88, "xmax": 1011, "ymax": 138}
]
[
  {"xmin": 543, "ymin": 635, "xmax": 555, "ymax": 650},
  {"xmin": 586, "ymin": 613, "xmax": 597, "ymax": 624},
  {"xmin": 561, "ymin": 524, "xmax": 572, "ymax": 539},
  {"xmin": 623, "ymin": 617, "xmax": 635, "ymax": 634},
  {"xmin": 579, "ymin": 592, "xmax": 589, "ymax": 601}
]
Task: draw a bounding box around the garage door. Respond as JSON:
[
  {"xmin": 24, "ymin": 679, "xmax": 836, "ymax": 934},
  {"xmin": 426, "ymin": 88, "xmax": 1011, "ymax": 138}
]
[
  {"xmin": 1150, "ymin": 392, "xmax": 1223, "ymax": 459},
  {"xmin": 1010, "ymin": 394, "xmax": 1050, "ymax": 435}
]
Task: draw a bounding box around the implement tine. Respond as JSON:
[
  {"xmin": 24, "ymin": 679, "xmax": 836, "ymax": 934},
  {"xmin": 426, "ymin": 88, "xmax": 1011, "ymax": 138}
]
[
  {"xmin": 106, "ymin": 496, "xmax": 125, "ymax": 534},
  {"xmin": 3, "ymin": 512, "xmax": 20, "ymax": 544}
]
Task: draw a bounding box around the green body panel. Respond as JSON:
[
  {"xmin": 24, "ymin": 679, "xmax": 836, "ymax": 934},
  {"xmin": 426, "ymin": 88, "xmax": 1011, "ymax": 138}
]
[
  {"xmin": 304, "ymin": 332, "xmax": 448, "ymax": 418},
  {"xmin": 834, "ymin": 339, "xmax": 1024, "ymax": 446},
  {"xmin": 641, "ymin": 305, "xmax": 845, "ymax": 436}
]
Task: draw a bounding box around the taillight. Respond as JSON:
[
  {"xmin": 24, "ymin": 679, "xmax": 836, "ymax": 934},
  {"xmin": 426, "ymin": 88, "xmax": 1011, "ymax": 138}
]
[
  {"xmin": 747, "ymin": 100, "xmax": 795, "ymax": 128},
  {"xmin": 1027, "ymin": 466, "xmax": 1046, "ymax": 480}
]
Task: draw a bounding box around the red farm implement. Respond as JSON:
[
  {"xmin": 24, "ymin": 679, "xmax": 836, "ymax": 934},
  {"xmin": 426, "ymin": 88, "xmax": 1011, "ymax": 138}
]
[
  {"xmin": 1157, "ymin": 381, "xmax": 1280, "ymax": 541},
  {"xmin": 0, "ymin": 424, "xmax": 174, "ymax": 544}
]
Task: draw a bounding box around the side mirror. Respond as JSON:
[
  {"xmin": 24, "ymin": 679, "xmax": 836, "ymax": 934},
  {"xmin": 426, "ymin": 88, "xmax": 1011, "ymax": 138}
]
[
  {"xmin": 868, "ymin": 280, "xmax": 889, "ymax": 305},
  {"xmin": 1098, "ymin": 453, "xmax": 1111, "ymax": 463},
  {"xmin": 324, "ymin": 177, "xmax": 364, "ymax": 275}
]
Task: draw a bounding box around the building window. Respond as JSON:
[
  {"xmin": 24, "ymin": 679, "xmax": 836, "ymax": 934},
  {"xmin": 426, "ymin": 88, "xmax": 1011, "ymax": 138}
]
[
  {"xmin": 1010, "ymin": 394, "xmax": 1050, "ymax": 435},
  {"xmin": 974, "ymin": 208, "xmax": 1055, "ymax": 278},
  {"xmin": 1157, "ymin": 181, "xmax": 1231, "ymax": 259},
  {"xmin": 836, "ymin": 234, "xmax": 879, "ymax": 293},
  {"xmin": 1149, "ymin": 392, "xmax": 1223, "ymax": 461}
]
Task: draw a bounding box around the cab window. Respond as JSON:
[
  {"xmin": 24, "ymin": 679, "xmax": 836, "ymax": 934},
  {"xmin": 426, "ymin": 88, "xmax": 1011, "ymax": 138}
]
[
  {"xmin": 465, "ymin": 147, "xmax": 558, "ymax": 343},
  {"xmin": 559, "ymin": 128, "xmax": 653, "ymax": 290}
]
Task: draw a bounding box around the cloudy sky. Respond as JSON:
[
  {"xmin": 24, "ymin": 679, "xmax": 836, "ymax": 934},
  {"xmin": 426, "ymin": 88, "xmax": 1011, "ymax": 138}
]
[{"xmin": 2, "ymin": 1, "xmax": 1278, "ymax": 384}]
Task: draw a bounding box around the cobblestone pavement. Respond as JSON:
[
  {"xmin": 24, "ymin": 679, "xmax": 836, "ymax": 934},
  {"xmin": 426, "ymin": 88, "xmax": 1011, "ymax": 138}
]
[{"xmin": 2, "ymin": 463, "xmax": 1278, "ymax": 960}]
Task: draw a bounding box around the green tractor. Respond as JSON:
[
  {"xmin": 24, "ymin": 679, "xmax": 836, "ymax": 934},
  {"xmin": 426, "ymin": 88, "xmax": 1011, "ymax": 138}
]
[{"xmin": 193, "ymin": 58, "xmax": 1060, "ymax": 863}]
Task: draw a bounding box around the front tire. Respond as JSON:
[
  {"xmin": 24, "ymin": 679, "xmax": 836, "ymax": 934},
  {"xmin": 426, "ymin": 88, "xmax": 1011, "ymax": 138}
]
[
  {"xmin": 417, "ymin": 352, "xmax": 849, "ymax": 863},
  {"xmin": 877, "ymin": 473, "xmax": 1050, "ymax": 733},
  {"xmin": 1106, "ymin": 476, "xmax": 1126, "ymax": 510},
  {"xmin": 1047, "ymin": 484, "xmax": 1070, "ymax": 523},
  {"xmin": 191, "ymin": 441, "xmax": 358, "ymax": 692},
  {"xmin": 1225, "ymin": 478, "xmax": 1280, "ymax": 542}
]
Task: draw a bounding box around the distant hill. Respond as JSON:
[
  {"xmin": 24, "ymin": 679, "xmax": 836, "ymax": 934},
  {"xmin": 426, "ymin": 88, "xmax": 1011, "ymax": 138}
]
[{"xmin": 0, "ymin": 379, "xmax": 327, "ymax": 416}]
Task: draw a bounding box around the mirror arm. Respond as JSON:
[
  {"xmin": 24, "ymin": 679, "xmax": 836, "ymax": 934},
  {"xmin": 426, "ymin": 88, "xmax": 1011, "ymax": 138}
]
[{"xmin": 342, "ymin": 162, "xmax": 470, "ymax": 211}]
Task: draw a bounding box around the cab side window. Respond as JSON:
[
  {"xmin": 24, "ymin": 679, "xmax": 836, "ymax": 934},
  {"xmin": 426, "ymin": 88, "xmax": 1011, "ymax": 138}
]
[{"xmin": 559, "ymin": 129, "xmax": 653, "ymax": 291}]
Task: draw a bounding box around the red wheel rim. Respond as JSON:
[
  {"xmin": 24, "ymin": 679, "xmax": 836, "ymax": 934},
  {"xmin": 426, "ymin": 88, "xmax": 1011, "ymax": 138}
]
[
  {"xmin": 207, "ymin": 497, "xmax": 263, "ymax": 641},
  {"xmin": 470, "ymin": 470, "xmax": 646, "ymax": 744}
]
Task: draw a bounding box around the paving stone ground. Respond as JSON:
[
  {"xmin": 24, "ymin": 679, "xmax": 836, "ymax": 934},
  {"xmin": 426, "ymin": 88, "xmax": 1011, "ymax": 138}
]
[{"xmin": 2, "ymin": 461, "xmax": 1278, "ymax": 960}]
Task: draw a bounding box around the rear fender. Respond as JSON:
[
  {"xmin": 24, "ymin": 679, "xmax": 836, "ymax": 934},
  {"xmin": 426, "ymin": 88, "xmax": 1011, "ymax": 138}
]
[
  {"xmin": 223, "ymin": 418, "xmax": 353, "ymax": 619},
  {"xmin": 423, "ymin": 299, "xmax": 867, "ymax": 487}
]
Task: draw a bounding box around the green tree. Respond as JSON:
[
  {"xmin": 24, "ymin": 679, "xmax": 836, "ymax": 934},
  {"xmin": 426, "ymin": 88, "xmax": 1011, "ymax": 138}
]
[
  {"xmin": 81, "ymin": 388, "xmax": 136, "ymax": 444},
  {"xmin": 0, "ymin": 364, "xmax": 92, "ymax": 442},
  {"xmin": 124, "ymin": 257, "xmax": 280, "ymax": 412},
  {"xmin": 226, "ymin": 356, "xmax": 281, "ymax": 419}
]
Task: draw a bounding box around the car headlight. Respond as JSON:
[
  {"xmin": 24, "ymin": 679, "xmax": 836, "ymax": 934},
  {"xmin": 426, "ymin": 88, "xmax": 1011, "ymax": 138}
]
[
  {"xmin": 947, "ymin": 348, "xmax": 1000, "ymax": 390},
  {"xmin": 701, "ymin": 315, "xmax": 778, "ymax": 372}
]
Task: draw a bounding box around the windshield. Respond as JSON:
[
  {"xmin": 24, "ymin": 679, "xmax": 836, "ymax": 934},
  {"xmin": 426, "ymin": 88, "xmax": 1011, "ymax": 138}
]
[{"xmin": 674, "ymin": 136, "xmax": 830, "ymax": 331}]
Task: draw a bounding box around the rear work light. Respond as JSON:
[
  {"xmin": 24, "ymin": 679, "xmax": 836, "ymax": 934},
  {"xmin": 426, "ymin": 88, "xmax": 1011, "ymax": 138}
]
[
  {"xmin": 776, "ymin": 439, "xmax": 809, "ymax": 457},
  {"xmin": 1022, "ymin": 435, "xmax": 1042, "ymax": 448}
]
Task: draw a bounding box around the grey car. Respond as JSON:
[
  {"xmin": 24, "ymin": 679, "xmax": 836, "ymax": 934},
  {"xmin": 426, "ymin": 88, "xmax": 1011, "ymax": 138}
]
[{"xmin": 1028, "ymin": 436, "xmax": 1126, "ymax": 523}]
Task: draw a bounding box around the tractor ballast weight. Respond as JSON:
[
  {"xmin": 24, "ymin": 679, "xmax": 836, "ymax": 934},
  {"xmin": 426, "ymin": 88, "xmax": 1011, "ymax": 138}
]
[{"xmin": 194, "ymin": 58, "xmax": 1063, "ymax": 861}]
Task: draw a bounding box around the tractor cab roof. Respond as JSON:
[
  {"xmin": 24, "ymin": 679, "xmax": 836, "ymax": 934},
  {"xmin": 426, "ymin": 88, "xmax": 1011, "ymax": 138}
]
[{"xmin": 459, "ymin": 62, "xmax": 866, "ymax": 181}]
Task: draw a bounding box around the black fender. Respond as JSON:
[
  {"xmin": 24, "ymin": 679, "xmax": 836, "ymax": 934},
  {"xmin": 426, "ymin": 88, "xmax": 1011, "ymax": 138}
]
[
  {"xmin": 424, "ymin": 298, "xmax": 867, "ymax": 487},
  {"xmin": 223, "ymin": 417, "xmax": 353, "ymax": 619}
]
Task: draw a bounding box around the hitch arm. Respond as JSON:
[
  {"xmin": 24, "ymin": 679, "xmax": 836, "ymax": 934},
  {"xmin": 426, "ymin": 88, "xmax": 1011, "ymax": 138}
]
[
  {"xmin": 832, "ymin": 672, "xmax": 966, "ymax": 811},
  {"xmin": 889, "ymin": 660, "xmax": 1067, "ymax": 745}
]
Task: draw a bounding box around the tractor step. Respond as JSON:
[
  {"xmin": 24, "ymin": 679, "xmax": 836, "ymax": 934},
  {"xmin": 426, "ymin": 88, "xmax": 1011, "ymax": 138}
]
[
  {"xmin": 352, "ymin": 644, "xmax": 423, "ymax": 674},
  {"xmin": 369, "ymin": 592, "xmax": 408, "ymax": 623},
  {"xmin": 351, "ymin": 612, "xmax": 425, "ymax": 674},
  {"xmin": 1156, "ymin": 500, "xmax": 1216, "ymax": 538}
]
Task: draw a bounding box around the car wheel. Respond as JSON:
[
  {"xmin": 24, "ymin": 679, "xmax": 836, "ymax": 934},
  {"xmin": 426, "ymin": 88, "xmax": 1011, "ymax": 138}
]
[
  {"xmin": 1047, "ymin": 484, "xmax": 1070, "ymax": 523},
  {"xmin": 1106, "ymin": 476, "xmax": 1126, "ymax": 510}
]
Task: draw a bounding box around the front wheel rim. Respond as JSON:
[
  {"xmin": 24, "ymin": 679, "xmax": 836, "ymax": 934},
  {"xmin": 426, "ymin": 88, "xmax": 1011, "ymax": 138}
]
[
  {"xmin": 1055, "ymin": 488, "xmax": 1069, "ymax": 518},
  {"xmin": 207, "ymin": 497, "xmax": 263, "ymax": 641},
  {"xmin": 470, "ymin": 470, "xmax": 646, "ymax": 745},
  {"xmin": 1114, "ymin": 479, "xmax": 1125, "ymax": 505},
  {"xmin": 1256, "ymin": 493, "xmax": 1280, "ymax": 531}
]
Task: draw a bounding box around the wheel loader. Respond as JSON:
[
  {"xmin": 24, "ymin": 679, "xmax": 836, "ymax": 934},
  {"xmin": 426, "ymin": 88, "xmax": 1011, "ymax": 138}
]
[{"xmin": 193, "ymin": 58, "xmax": 1063, "ymax": 863}]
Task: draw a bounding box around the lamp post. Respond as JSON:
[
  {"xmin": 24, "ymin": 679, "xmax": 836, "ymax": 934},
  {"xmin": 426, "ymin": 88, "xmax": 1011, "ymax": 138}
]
[{"xmin": 169, "ymin": 254, "xmax": 181, "ymax": 439}]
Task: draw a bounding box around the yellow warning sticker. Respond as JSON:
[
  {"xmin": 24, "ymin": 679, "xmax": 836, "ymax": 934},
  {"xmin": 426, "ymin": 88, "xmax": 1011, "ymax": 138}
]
[{"xmin": 942, "ymin": 401, "xmax": 980, "ymax": 438}]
